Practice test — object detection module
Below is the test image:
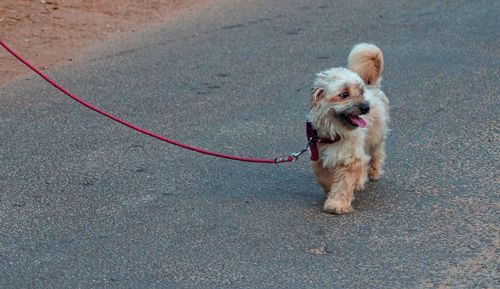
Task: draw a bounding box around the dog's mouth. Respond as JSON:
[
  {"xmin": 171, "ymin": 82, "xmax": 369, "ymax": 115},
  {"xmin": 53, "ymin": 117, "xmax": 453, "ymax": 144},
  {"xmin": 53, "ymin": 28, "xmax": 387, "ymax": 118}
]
[{"xmin": 342, "ymin": 113, "xmax": 367, "ymax": 128}]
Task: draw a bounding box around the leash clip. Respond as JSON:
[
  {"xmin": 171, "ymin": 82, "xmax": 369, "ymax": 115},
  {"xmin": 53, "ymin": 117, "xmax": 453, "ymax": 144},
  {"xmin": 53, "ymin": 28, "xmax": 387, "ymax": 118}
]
[
  {"xmin": 289, "ymin": 141, "xmax": 311, "ymax": 161},
  {"xmin": 274, "ymin": 141, "xmax": 311, "ymax": 164}
]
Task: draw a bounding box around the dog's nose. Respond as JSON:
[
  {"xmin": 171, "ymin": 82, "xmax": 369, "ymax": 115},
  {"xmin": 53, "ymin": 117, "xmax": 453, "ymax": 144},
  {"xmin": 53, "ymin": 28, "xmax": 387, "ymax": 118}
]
[{"xmin": 360, "ymin": 102, "xmax": 370, "ymax": 115}]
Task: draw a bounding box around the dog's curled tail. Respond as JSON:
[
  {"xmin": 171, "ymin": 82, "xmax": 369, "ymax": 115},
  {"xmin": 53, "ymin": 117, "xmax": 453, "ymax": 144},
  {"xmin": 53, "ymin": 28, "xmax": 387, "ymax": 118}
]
[{"xmin": 348, "ymin": 43, "xmax": 384, "ymax": 87}]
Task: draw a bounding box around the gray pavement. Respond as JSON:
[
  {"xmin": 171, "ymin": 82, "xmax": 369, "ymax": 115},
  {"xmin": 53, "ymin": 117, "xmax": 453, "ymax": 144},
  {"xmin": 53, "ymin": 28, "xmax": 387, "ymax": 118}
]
[{"xmin": 1, "ymin": 0, "xmax": 498, "ymax": 288}]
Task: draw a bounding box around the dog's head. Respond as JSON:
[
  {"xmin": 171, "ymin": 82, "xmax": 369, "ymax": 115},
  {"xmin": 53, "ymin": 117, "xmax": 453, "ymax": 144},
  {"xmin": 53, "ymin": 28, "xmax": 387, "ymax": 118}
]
[{"xmin": 310, "ymin": 67, "xmax": 369, "ymax": 131}]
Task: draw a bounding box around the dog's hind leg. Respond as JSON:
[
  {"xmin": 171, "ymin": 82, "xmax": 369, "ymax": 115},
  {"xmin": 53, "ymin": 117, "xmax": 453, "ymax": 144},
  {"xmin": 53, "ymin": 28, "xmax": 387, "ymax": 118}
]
[{"xmin": 368, "ymin": 141, "xmax": 386, "ymax": 180}]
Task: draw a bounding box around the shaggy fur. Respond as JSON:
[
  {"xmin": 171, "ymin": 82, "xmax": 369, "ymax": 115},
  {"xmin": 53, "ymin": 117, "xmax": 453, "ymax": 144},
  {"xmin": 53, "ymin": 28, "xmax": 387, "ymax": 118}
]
[{"xmin": 308, "ymin": 43, "xmax": 389, "ymax": 214}]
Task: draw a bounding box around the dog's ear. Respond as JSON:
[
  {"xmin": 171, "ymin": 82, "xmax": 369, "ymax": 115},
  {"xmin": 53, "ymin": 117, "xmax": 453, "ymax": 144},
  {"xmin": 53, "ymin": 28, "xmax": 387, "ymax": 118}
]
[{"xmin": 311, "ymin": 88, "xmax": 325, "ymax": 105}]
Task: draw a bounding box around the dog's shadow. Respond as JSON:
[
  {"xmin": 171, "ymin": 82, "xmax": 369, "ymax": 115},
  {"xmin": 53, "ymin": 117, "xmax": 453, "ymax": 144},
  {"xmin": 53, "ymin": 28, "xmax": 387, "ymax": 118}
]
[{"xmin": 352, "ymin": 179, "xmax": 394, "ymax": 212}]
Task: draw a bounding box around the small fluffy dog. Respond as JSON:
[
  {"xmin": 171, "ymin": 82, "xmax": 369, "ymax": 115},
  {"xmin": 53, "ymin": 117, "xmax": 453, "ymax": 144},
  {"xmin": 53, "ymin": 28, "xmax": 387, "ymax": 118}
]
[{"xmin": 308, "ymin": 43, "xmax": 389, "ymax": 214}]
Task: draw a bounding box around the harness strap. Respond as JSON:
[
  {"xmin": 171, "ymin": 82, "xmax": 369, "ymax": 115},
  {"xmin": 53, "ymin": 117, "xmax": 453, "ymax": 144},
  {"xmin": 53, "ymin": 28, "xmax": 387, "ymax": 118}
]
[{"xmin": 306, "ymin": 122, "xmax": 341, "ymax": 161}]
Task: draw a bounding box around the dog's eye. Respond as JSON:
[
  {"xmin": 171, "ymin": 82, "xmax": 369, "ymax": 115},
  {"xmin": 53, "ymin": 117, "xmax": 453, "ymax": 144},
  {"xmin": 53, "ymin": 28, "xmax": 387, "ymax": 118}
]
[{"xmin": 339, "ymin": 92, "xmax": 349, "ymax": 99}]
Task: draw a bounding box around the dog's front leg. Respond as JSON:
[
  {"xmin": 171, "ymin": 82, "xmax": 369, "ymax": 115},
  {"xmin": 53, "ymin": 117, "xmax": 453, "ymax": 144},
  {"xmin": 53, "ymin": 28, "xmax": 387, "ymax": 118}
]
[{"xmin": 323, "ymin": 159, "xmax": 364, "ymax": 214}]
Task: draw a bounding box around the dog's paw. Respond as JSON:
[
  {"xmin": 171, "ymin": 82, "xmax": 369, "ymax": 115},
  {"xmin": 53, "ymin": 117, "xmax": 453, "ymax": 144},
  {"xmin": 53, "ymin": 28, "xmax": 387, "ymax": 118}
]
[
  {"xmin": 323, "ymin": 198, "xmax": 353, "ymax": 214},
  {"xmin": 354, "ymin": 181, "xmax": 365, "ymax": 191},
  {"xmin": 368, "ymin": 168, "xmax": 382, "ymax": 181}
]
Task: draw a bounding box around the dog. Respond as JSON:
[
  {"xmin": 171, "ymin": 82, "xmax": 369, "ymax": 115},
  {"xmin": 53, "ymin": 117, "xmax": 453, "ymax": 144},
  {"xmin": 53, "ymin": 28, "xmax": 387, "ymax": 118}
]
[{"xmin": 307, "ymin": 43, "xmax": 389, "ymax": 214}]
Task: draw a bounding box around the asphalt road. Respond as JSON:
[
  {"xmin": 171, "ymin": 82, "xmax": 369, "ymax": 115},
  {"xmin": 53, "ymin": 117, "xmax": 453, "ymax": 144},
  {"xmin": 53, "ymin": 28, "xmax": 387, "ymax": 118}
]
[{"xmin": 1, "ymin": 0, "xmax": 498, "ymax": 288}]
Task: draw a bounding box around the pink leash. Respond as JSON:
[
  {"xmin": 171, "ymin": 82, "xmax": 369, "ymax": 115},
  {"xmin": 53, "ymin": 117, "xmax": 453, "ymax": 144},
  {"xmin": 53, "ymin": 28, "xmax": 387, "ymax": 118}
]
[{"xmin": 1, "ymin": 40, "xmax": 308, "ymax": 164}]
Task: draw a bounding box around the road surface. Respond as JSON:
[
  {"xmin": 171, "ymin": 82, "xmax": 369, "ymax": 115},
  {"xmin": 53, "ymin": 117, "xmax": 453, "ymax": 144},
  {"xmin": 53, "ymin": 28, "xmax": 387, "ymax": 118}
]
[{"xmin": 1, "ymin": 0, "xmax": 498, "ymax": 288}]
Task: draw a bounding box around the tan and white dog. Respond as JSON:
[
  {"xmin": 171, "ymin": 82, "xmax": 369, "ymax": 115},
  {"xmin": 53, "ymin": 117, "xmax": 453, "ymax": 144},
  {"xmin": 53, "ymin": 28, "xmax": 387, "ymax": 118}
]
[{"xmin": 308, "ymin": 43, "xmax": 389, "ymax": 214}]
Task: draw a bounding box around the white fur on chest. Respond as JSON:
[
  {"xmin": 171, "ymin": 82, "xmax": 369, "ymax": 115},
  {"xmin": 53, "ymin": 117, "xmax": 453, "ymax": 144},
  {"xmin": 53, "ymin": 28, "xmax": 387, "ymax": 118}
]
[{"xmin": 318, "ymin": 134, "xmax": 367, "ymax": 168}]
